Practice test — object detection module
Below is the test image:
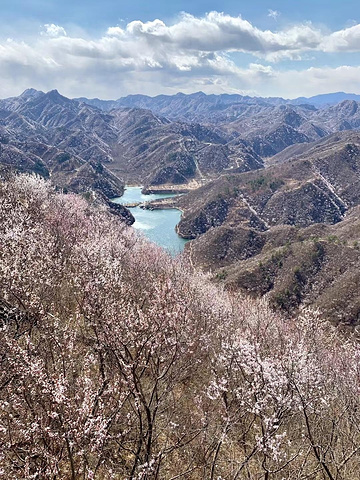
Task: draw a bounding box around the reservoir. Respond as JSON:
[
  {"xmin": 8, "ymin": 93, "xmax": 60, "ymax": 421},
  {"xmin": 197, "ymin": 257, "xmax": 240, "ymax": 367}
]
[{"xmin": 112, "ymin": 186, "xmax": 188, "ymax": 255}]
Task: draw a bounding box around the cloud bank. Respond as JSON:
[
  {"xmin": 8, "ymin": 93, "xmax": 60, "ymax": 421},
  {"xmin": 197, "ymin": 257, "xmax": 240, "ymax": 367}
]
[{"xmin": 1, "ymin": 12, "xmax": 360, "ymax": 99}]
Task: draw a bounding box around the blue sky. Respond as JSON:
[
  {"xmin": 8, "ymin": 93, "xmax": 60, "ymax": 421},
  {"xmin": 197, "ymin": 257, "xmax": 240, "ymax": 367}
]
[
  {"xmin": 1, "ymin": 0, "xmax": 360, "ymax": 99},
  {"xmin": 2, "ymin": 0, "xmax": 359, "ymax": 31}
]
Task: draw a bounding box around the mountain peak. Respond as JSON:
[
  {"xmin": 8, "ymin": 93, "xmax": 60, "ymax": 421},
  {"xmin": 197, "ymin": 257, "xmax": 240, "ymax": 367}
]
[
  {"xmin": 47, "ymin": 89, "xmax": 61, "ymax": 97},
  {"xmin": 45, "ymin": 89, "xmax": 71, "ymax": 104},
  {"xmin": 20, "ymin": 88, "xmax": 43, "ymax": 98},
  {"xmin": 190, "ymin": 91, "xmax": 206, "ymax": 97}
]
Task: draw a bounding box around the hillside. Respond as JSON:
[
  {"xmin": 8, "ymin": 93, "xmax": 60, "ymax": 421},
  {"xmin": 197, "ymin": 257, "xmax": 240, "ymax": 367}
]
[
  {"xmin": 176, "ymin": 131, "xmax": 360, "ymax": 324},
  {"xmin": 0, "ymin": 174, "xmax": 360, "ymax": 479}
]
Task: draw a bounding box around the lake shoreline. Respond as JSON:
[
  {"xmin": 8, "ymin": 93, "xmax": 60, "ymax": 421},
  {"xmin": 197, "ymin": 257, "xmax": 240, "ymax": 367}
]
[{"xmin": 112, "ymin": 186, "xmax": 188, "ymax": 255}]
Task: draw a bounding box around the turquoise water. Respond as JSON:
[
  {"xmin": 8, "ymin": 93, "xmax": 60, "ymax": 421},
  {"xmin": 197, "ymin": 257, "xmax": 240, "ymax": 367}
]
[{"xmin": 112, "ymin": 187, "xmax": 188, "ymax": 255}]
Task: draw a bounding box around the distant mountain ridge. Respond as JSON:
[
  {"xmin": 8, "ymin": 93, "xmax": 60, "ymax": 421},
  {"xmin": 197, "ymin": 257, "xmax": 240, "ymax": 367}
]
[
  {"xmin": 74, "ymin": 91, "xmax": 360, "ymax": 157},
  {"xmin": 2, "ymin": 89, "xmax": 360, "ymax": 181},
  {"xmin": 291, "ymin": 92, "xmax": 360, "ymax": 106},
  {"xmin": 76, "ymin": 91, "xmax": 360, "ymax": 115}
]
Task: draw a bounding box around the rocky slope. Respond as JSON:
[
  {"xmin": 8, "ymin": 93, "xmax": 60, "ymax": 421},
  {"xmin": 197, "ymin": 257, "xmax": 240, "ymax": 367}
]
[
  {"xmin": 108, "ymin": 107, "xmax": 263, "ymax": 185},
  {"xmin": 0, "ymin": 90, "xmax": 134, "ymax": 222},
  {"xmin": 176, "ymin": 131, "xmax": 360, "ymax": 324},
  {"xmin": 221, "ymin": 213, "xmax": 360, "ymax": 325}
]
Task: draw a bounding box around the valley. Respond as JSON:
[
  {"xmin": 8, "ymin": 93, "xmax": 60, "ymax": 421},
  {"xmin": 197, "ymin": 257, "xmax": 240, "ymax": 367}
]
[{"xmin": 2, "ymin": 89, "xmax": 360, "ymax": 324}]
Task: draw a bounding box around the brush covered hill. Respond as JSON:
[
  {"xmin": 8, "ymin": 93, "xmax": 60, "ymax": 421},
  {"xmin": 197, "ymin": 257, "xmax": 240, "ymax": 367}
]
[
  {"xmin": 1, "ymin": 173, "xmax": 360, "ymax": 479},
  {"xmin": 109, "ymin": 107, "xmax": 263, "ymax": 185},
  {"xmin": 177, "ymin": 131, "xmax": 360, "ymax": 324}
]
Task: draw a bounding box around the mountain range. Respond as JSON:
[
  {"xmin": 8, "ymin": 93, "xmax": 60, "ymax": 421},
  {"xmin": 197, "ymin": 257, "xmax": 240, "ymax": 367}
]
[
  {"xmin": 77, "ymin": 90, "xmax": 360, "ymax": 113},
  {"xmin": 0, "ymin": 89, "xmax": 265, "ymax": 191},
  {"xmin": 78, "ymin": 91, "xmax": 360, "ymax": 157}
]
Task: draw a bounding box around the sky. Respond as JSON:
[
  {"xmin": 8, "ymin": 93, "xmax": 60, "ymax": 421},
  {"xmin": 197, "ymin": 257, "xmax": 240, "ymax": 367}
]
[{"xmin": 1, "ymin": 0, "xmax": 360, "ymax": 99}]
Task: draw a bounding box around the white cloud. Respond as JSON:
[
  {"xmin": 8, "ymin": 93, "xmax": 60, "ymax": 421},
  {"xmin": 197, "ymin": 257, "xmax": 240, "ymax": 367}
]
[
  {"xmin": 322, "ymin": 24, "xmax": 360, "ymax": 52},
  {"xmin": 41, "ymin": 24, "xmax": 67, "ymax": 38},
  {"xmin": 106, "ymin": 26, "xmax": 125, "ymax": 37},
  {"xmin": 0, "ymin": 13, "xmax": 359, "ymax": 99},
  {"xmin": 271, "ymin": 65, "xmax": 360, "ymax": 98},
  {"xmin": 116, "ymin": 12, "xmax": 323, "ymax": 57}
]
